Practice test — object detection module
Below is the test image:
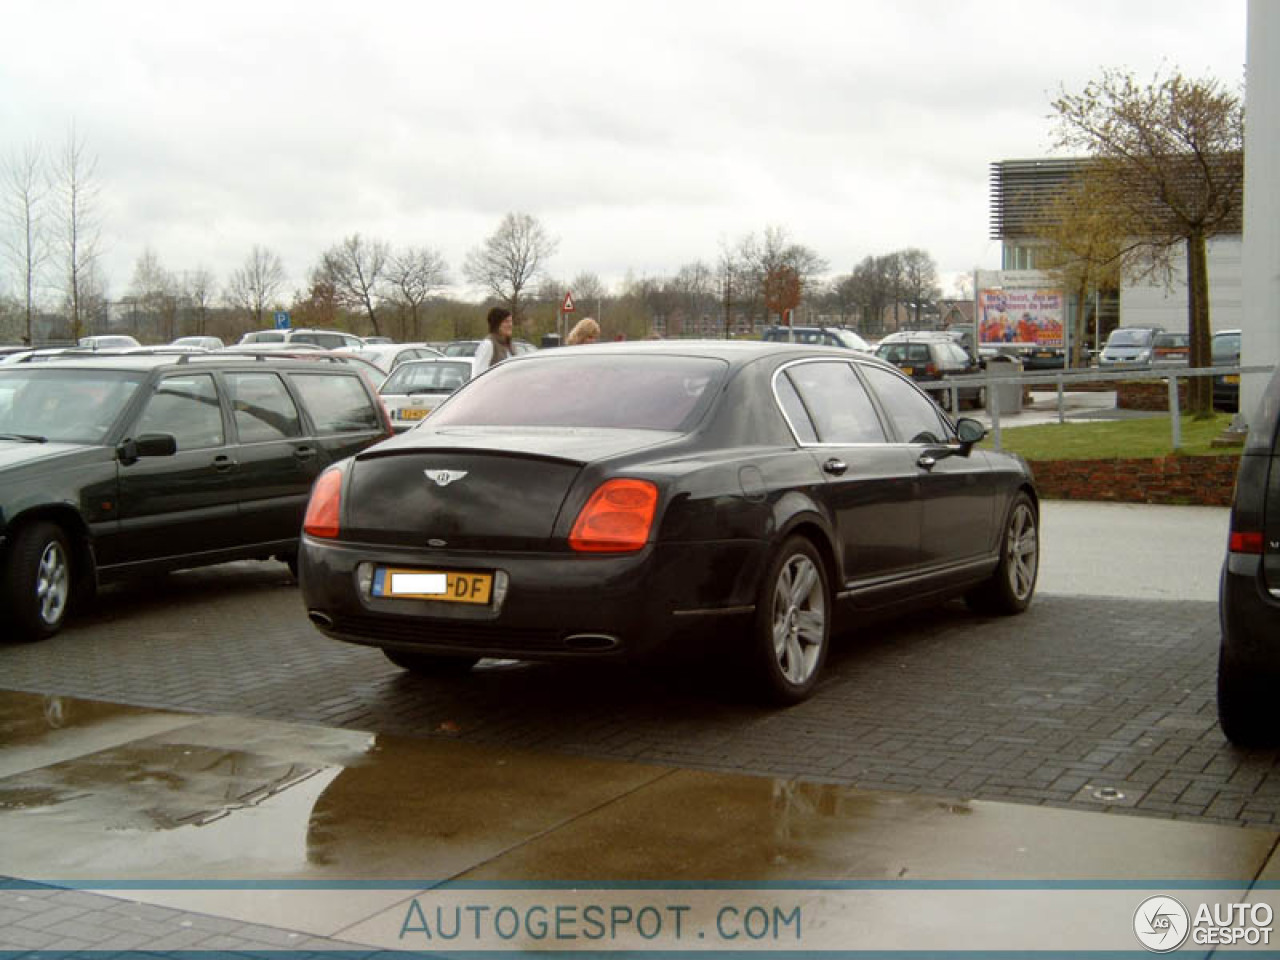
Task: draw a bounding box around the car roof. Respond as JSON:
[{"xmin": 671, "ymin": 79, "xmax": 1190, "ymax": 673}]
[
  {"xmin": 502, "ymin": 338, "xmax": 897, "ymax": 371},
  {"xmin": 0, "ymin": 351, "xmax": 368, "ymax": 374}
]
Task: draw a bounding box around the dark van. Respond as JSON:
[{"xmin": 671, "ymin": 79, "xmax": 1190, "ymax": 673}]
[
  {"xmin": 1218, "ymin": 363, "xmax": 1280, "ymax": 744},
  {"xmin": 0, "ymin": 352, "xmax": 392, "ymax": 641}
]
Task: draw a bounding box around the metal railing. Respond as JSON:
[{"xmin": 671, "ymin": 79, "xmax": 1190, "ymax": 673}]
[{"xmin": 920, "ymin": 364, "xmax": 1275, "ymax": 451}]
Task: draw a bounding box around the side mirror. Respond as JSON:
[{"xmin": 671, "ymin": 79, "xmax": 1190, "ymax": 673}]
[
  {"xmin": 118, "ymin": 432, "xmax": 177, "ymax": 465},
  {"xmin": 955, "ymin": 417, "xmax": 986, "ymax": 448}
]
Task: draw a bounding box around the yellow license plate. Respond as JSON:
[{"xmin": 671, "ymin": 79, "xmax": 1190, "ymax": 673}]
[
  {"xmin": 901, "ymin": 366, "xmax": 914, "ymax": 375},
  {"xmin": 374, "ymin": 568, "xmax": 493, "ymax": 604},
  {"xmin": 399, "ymin": 407, "xmax": 429, "ymax": 420},
  {"xmin": 1225, "ymin": 375, "xmax": 1240, "ymax": 384}
]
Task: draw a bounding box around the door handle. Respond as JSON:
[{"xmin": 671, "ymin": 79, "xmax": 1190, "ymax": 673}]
[
  {"xmin": 293, "ymin": 446, "xmax": 316, "ymax": 461},
  {"xmin": 822, "ymin": 458, "xmax": 848, "ymax": 476},
  {"xmin": 916, "ymin": 454, "xmax": 937, "ymax": 470},
  {"xmin": 212, "ymin": 455, "xmax": 236, "ymax": 473}
]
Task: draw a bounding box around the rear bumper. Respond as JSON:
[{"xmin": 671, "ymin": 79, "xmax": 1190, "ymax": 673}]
[{"xmin": 299, "ymin": 535, "xmax": 765, "ymax": 661}]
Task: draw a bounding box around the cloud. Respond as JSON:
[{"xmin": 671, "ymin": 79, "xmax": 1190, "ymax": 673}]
[{"xmin": 0, "ymin": 0, "xmax": 1247, "ymax": 305}]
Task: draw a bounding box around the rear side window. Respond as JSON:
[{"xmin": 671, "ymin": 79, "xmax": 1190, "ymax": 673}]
[
  {"xmin": 289, "ymin": 373, "xmax": 380, "ymax": 434},
  {"xmin": 133, "ymin": 374, "xmax": 225, "ymax": 451},
  {"xmin": 291, "ymin": 332, "xmax": 347, "ymax": 350},
  {"xmin": 781, "ymin": 361, "xmax": 886, "ymax": 444},
  {"xmin": 861, "ymin": 364, "xmax": 950, "ymax": 444},
  {"xmin": 226, "ymin": 372, "xmax": 302, "ymax": 442}
]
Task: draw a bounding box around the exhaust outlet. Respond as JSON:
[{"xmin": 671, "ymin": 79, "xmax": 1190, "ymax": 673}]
[
  {"xmin": 308, "ymin": 611, "xmax": 334, "ymax": 629},
  {"xmin": 564, "ymin": 633, "xmax": 621, "ymax": 651}
]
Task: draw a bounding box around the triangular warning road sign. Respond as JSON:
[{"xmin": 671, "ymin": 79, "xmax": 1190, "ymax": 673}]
[{"xmin": 562, "ymin": 291, "xmax": 576, "ymax": 313}]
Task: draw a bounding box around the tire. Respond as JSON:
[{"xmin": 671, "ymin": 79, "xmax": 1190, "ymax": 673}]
[
  {"xmin": 1218, "ymin": 650, "xmax": 1277, "ymax": 747},
  {"xmin": 383, "ymin": 649, "xmax": 479, "ymax": 675},
  {"xmin": 748, "ymin": 536, "xmax": 830, "ymax": 705},
  {"xmin": 4, "ymin": 521, "xmax": 73, "ymax": 642},
  {"xmin": 965, "ymin": 492, "xmax": 1038, "ymax": 615}
]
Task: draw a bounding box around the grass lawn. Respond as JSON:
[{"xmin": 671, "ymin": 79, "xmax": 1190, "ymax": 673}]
[{"xmin": 980, "ymin": 412, "xmax": 1240, "ymax": 460}]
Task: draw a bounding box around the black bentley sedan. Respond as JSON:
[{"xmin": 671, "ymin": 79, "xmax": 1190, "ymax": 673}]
[{"xmin": 299, "ymin": 341, "xmax": 1040, "ymax": 703}]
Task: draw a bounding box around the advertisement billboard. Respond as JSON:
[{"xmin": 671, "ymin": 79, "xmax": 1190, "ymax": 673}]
[{"xmin": 977, "ymin": 287, "xmax": 1064, "ymax": 348}]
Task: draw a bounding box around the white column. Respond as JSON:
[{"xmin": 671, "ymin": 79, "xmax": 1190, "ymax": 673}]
[{"xmin": 1243, "ymin": 0, "xmax": 1280, "ymax": 421}]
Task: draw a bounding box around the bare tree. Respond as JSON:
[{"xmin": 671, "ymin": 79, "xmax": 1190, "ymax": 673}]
[
  {"xmin": 898, "ymin": 248, "xmax": 941, "ymax": 325},
  {"xmin": 670, "ymin": 261, "xmax": 715, "ymax": 333},
  {"xmin": 3, "ymin": 144, "xmax": 49, "ymax": 345},
  {"xmin": 129, "ymin": 247, "xmax": 177, "ymax": 341},
  {"xmin": 385, "ymin": 245, "xmax": 448, "ymax": 340},
  {"xmin": 320, "ymin": 233, "xmax": 390, "ymax": 336},
  {"xmin": 226, "ymin": 246, "xmax": 286, "ymax": 328},
  {"xmin": 53, "ymin": 126, "xmax": 103, "ymax": 341},
  {"xmin": 1052, "ymin": 68, "xmax": 1245, "ymax": 415},
  {"xmin": 181, "ymin": 267, "xmax": 217, "ymax": 336},
  {"xmin": 463, "ymin": 212, "xmax": 558, "ymax": 318}
]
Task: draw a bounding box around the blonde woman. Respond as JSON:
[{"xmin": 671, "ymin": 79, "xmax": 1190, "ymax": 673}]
[{"xmin": 566, "ymin": 316, "xmax": 600, "ymax": 345}]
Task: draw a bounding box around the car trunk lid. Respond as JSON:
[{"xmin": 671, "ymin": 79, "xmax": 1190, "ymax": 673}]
[{"xmin": 343, "ymin": 427, "xmax": 679, "ymax": 549}]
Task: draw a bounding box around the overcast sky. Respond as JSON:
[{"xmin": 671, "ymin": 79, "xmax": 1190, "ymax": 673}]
[{"xmin": 1, "ymin": 0, "xmax": 1248, "ymax": 305}]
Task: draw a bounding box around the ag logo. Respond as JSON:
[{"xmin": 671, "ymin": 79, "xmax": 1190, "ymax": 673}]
[
  {"xmin": 426, "ymin": 469, "xmax": 467, "ymax": 488},
  {"xmin": 1134, "ymin": 895, "xmax": 1189, "ymax": 952}
]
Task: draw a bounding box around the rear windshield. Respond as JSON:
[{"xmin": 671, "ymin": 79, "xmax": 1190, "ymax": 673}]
[
  {"xmin": 1107, "ymin": 329, "xmax": 1154, "ymax": 347},
  {"xmin": 381, "ymin": 361, "xmax": 472, "ymax": 394},
  {"xmin": 428, "ymin": 355, "xmax": 727, "ymax": 431},
  {"xmin": 0, "ymin": 368, "xmax": 146, "ymax": 444},
  {"xmin": 1212, "ymin": 332, "xmax": 1241, "ymax": 363},
  {"xmin": 443, "ymin": 341, "xmax": 479, "ymax": 357}
]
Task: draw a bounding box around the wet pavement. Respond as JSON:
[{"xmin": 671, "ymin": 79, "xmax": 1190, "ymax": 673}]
[
  {"xmin": 2, "ymin": 500, "xmax": 1279, "ymax": 952},
  {"xmin": 2, "ymin": 689, "xmax": 1278, "ymax": 951}
]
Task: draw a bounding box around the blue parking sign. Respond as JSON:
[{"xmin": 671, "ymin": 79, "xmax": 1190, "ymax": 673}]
[{"xmin": 274, "ymin": 311, "xmax": 291, "ymax": 330}]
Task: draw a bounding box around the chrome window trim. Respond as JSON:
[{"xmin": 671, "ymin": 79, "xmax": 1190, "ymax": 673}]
[{"xmin": 770, "ymin": 356, "xmax": 895, "ymax": 449}]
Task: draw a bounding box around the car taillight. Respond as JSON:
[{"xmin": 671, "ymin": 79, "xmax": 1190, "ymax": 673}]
[
  {"xmin": 569, "ymin": 479, "xmax": 659, "ymax": 553},
  {"xmin": 1230, "ymin": 530, "xmax": 1264, "ymax": 554},
  {"xmin": 304, "ymin": 468, "xmax": 343, "ymax": 539}
]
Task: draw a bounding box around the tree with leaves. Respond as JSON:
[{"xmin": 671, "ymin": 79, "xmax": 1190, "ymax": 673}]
[
  {"xmin": 1052, "ymin": 68, "xmax": 1244, "ymax": 415},
  {"xmin": 1035, "ymin": 170, "xmax": 1128, "ymax": 367},
  {"xmin": 226, "ymin": 246, "xmax": 286, "ymax": 328},
  {"xmin": 463, "ymin": 212, "xmax": 558, "ymax": 320}
]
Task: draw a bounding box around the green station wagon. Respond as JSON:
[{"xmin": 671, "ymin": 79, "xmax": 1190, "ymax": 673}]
[{"xmin": 0, "ymin": 352, "xmax": 391, "ymax": 641}]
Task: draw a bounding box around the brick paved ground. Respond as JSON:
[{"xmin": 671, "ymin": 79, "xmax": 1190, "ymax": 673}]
[
  {"xmin": 2, "ymin": 561, "xmax": 1279, "ymax": 829},
  {"xmin": 0, "ymin": 884, "xmax": 374, "ymax": 953}
]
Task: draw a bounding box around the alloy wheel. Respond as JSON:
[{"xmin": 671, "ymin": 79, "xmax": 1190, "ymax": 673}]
[
  {"xmin": 771, "ymin": 553, "xmax": 826, "ymax": 685},
  {"xmin": 36, "ymin": 539, "xmax": 69, "ymax": 626},
  {"xmin": 1005, "ymin": 502, "xmax": 1038, "ymax": 602}
]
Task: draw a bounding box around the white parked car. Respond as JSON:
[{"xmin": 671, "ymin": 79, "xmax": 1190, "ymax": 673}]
[
  {"xmin": 78, "ymin": 335, "xmax": 141, "ymax": 350},
  {"xmin": 378, "ymin": 357, "xmax": 473, "ymax": 431},
  {"xmin": 239, "ymin": 328, "xmax": 365, "ymax": 350},
  {"xmin": 170, "ymin": 335, "xmax": 225, "ymax": 350},
  {"xmin": 350, "ymin": 343, "xmax": 443, "ymax": 374}
]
